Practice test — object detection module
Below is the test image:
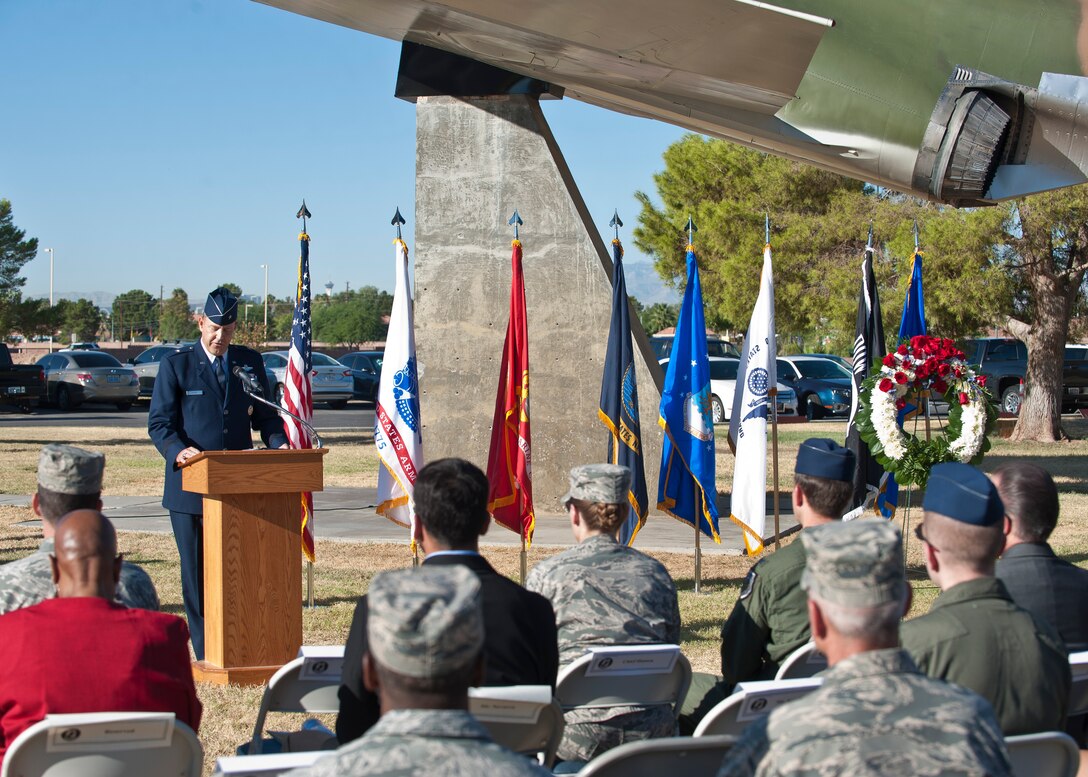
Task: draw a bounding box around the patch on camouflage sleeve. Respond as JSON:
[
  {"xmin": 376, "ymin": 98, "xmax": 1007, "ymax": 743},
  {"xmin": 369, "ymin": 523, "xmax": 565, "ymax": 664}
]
[{"xmin": 739, "ymin": 566, "xmax": 758, "ymax": 600}]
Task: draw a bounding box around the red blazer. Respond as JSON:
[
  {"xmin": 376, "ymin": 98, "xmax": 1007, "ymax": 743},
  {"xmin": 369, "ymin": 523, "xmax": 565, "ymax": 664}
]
[{"xmin": 0, "ymin": 597, "xmax": 201, "ymax": 761}]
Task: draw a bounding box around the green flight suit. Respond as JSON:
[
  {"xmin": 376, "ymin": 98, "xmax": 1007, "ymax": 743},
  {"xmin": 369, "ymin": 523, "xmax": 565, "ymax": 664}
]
[
  {"xmin": 900, "ymin": 576, "xmax": 1070, "ymax": 735},
  {"xmin": 720, "ymin": 538, "xmax": 812, "ymax": 686}
]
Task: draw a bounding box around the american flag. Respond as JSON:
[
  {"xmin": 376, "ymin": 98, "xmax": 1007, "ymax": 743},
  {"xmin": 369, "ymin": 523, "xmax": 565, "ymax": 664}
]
[{"xmin": 284, "ymin": 230, "xmax": 316, "ymax": 561}]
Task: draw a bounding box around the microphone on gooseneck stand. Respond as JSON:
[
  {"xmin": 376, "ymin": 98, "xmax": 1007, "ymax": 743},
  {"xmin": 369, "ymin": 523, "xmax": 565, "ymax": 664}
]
[
  {"xmin": 232, "ymin": 365, "xmax": 264, "ymax": 394},
  {"xmin": 233, "ymin": 364, "xmax": 324, "ymax": 449}
]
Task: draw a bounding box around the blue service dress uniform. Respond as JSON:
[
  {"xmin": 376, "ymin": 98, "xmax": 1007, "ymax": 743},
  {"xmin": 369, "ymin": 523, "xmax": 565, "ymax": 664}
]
[{"xmin": 147, "ymin": 343, "xmax": 286, "ymax": 659}]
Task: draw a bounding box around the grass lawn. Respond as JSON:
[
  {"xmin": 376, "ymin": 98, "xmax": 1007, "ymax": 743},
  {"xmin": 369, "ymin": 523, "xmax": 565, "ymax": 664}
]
[{"xmin": 1, "ymin": 417, "xmax": 1086, "ymax": 774}]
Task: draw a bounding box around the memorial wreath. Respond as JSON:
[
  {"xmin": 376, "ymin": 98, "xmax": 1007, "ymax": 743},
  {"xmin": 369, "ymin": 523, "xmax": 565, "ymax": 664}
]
[{"xmin": 855, "ymin": 335, "xmax": 996, "ymax": 487}]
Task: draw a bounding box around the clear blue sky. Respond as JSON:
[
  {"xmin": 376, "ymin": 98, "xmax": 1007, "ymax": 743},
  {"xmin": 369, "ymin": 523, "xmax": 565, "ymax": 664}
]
[{"xmin": 1, "ymin": 0, "xmax": 686, "ymax": 309}]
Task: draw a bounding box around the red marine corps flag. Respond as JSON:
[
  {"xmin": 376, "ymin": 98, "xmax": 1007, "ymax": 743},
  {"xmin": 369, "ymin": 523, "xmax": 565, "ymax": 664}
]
[{"xmin": 486, "ymin": 212, "xmax": 535, "ymax": 552}]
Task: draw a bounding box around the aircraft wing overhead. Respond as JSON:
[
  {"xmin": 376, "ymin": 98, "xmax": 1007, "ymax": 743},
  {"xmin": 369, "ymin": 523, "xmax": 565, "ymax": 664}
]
[
  {"xmin": 257, "ymin": 0, "xmax": 833, "ymax": 116},
  {"xmin": 257, "ymin": 0, "xmax": 1088, "ymax": 205}
]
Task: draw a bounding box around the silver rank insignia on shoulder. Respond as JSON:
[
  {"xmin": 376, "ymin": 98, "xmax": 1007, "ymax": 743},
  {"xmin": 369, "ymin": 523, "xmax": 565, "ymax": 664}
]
[{"xmin": 739, "ymin": 566, "xmax": 758, "ymax": 600}]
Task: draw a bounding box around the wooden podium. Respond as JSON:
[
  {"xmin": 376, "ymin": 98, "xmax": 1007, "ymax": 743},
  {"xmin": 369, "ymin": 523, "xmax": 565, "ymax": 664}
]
[{"xmin": 181, "ymin": 448, "xmax": 327, "ymax": 685}]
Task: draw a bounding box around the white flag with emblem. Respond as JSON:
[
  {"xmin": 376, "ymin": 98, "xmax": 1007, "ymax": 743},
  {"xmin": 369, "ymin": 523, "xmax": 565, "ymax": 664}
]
[
  {"xmin": 729, "ymin": 242, "xmax": 777, "ymax": 555},
  {"xmin": 374, "ymin": 237, "xmax": 424, "ymax": 540}
]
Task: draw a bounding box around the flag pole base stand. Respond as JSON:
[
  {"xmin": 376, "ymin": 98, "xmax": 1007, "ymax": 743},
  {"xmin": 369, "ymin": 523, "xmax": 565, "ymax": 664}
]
[{"xmin": 191, "ymin": 660, "xmax": 282, "ymax": 686}]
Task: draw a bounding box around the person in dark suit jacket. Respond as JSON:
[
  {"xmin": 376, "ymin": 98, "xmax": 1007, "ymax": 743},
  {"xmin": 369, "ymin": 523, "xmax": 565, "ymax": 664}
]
[
  {"xmin": 147, "ymin": 287, "xmax": 286, "ymax": 660},
  {"xmin": 993, "ymin": 460, "xmax": 1088, "ymax": 652},
  {"xmin": 993, "ymin": 461, "xmax": 1088, "ymax": 745},
  {"xmin": 0, "ymin": 511, "xmax": 200, "ymax": 763},
  {"xmin": 336, "ymin": 457, "xmax": 559, "ymax": 745}
]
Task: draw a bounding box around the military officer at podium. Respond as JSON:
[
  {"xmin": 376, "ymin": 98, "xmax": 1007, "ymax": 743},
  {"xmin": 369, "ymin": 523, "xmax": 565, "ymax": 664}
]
[{"xmin": 148, "ymin": 286, "xmax": 286, "ymax": 660}]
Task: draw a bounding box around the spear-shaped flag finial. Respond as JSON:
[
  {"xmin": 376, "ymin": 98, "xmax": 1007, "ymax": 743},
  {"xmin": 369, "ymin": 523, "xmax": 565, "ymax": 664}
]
[
  {"xmin": 391, "ymin": 207, "xmax": 406, "ymax": 240},
  {"xmin": 508, "ymin": 210, "xmax": 523, "ymax": 241},
  {"xmin": 867, "ymin": 220, "xmax": 874, "ymax": 250},
  {"xmin": 685, "ymin": 215, "xmax": 697, "ymax": 246},
  {"xmin": 297, "ymin": 200, "xmax": 311, "ymax": 232},
  {"xmin": 913, "ymin": 220, "xmax": 920, "ymax": 250},
  {"xmin": 610, "ymin": 209, "xmax": 623, "ymax": 241},
  {"xmin": 765, "ymin": 213, "xmax": 770, "ymax": 244}
]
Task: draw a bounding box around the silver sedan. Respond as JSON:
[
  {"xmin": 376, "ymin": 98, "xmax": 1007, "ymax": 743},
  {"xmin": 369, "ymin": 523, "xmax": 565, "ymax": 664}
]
[
  {"xmin": 261, "ymin": 351, "xmax": 354, "ymax": 408},
  {"xmin": 36, "ymin": 351, "xmax": 140, "ymax": 411}
]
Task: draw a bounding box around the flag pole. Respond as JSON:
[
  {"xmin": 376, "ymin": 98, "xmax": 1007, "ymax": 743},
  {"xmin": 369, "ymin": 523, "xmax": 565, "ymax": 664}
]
[
  {"xmin": 771, "ymin": 388, "xmax": 781, "ymax": 550},
  {"xmin": 520, "ymin": 532, "xmax": 527, "ymax": 585},
  {"xmin": 295, "ymin": 200, "xmax": 317, "ymax": 610},
  {"xmin": 687, "ymin": 215, "xmax": 705, "ymax": 594}
]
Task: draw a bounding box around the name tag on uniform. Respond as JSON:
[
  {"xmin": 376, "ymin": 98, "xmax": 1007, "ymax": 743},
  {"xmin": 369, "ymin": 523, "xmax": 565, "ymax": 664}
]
[{"xmin": 186, "ymin": 390, "xmax": 204, "ymax": 396}]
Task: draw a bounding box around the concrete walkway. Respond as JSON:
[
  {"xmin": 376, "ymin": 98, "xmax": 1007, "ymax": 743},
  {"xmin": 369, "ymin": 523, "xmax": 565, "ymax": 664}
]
[{"xmin": 1, "ymin": 489, "xmax": 798, "ymax": 555}]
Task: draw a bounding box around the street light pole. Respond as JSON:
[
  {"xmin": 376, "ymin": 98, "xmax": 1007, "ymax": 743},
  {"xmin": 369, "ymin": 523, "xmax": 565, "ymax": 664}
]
[
  {"xmin": 260, "ymin": 264, "xmax": 270, "ymax": 330},
  {"xmin": 43, "ymin": 248, "xmax": 54, "ymax": 352}
]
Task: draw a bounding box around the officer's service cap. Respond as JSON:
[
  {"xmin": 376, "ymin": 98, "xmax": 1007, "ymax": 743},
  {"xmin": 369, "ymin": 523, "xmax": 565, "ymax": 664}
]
[
  {"xmin": 204, "ymin": 287, "xmax": 238, "ymax": 326},
  {"xmin": 795, "ymin": 438, "xmax": 855, "ymax": 482},
  {"xmin": 562, "ymin": 463, "xmax": 631, "ymax": 505},
  {"xmin": 923, "ymin": 462, "xmax": 1004, "ymax": 526},
  {"xmin": 367, "ymin": 565, "xmax": 483, "ymax": 679},
  {"xmin": 38, "ymin": 444, "xmax": 105, "ymax": 495},
  {"xmin": 802, "ymin": 519, "xmax": 906, "ymax": 608}
]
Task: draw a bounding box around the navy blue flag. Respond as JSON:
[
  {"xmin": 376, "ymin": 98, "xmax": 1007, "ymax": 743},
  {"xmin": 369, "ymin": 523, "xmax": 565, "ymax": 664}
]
[
  {"xmin": 878, "ymin": 250, "xmax": 927, "ymax": 519},
  {"xmin": 599, "ymin": 237, "xmax": 649, "ymax": 546},
  {"xmin": 657, "ymin": 245, "xmax": 720, "ymax": 543}
]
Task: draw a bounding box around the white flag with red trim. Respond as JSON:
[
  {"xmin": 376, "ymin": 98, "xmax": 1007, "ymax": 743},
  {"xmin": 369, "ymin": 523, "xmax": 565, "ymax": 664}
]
[{"xmin": 374, "ymin": 237, "xmax": 424, "ymax": 539}]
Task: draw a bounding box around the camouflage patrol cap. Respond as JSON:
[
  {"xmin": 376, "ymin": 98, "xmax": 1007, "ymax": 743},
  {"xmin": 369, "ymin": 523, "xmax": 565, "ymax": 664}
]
[
  {"xmin": 203, "ymin": 287, "xmax": 238, "ymax": 326},
  {"xmin": 37, "ymin": 444, "xmax": 105, "ymax": 495},
  {"xmin": 562, "ymin": 463, "xmax": 631, "ymax": 505},
  {"xmin": 801, "ymin": 519, "xmax": 906, "ymax": 608},
  {"xmin": 367, "ymin": 565, "xmax": 483, "ymax": 679}
]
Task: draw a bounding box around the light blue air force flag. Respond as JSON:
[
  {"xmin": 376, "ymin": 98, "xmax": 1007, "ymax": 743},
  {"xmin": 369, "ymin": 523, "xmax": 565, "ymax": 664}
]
[{"xmin": 657, "ymin": 245, "xmax": 720, "ymax": 543}]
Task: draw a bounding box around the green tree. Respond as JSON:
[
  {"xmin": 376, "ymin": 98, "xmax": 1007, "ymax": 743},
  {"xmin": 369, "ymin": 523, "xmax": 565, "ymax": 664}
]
[
  {"xmin": 633, "ymin": 136, "xmax": 1014, "ymax": 364},
  {"xmin": 312, "ymin": 286, "xmax": 393, "ymax": 346},
  {"xmin": 639, "ymin": 302, "xmax": 680, "ymax": 334},
  {"xmin": 0, "ymin": 199, "xmax": 39, "ymax": 334},
  {"xmin": 159, "ymin": 288, "xmax": 198, "ymax": 341},
  {"xmin": 55, "ymin": 298, "xmax": 103, "ymax": 342},
  {"xmin": 219, "ymin": 282, "xmax": 243, "ymax": 298},
  {"xmin": 112, "ymin": 289, "xmax": 158, "ymax": 341},
  {"xmin": 994, "ymin": 188, "xmax": 1088, "ymax": 441}
]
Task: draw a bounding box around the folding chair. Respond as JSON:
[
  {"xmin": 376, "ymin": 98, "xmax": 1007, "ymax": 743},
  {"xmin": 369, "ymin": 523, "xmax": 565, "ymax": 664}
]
[
  {"xmin": 467, "ymin": 685, "xmax": 564, "ymax": 767},
  {"xmin": 555, "ymin": 645, "xmax": 692, "ymax": 721},
  {"xmin": 1005, "ymin": 731, "xmax": 1080, "ymax": 777},
  {"xmin": 774, "ymin": 641, "xmax": 828, "ymax": 680},
  {"xmin": 248, "ymin": 646, "xmax": 344, "ymax": 754},
  {"xmin": 577, "ymin": 735, "xmax": 737, "ymax": 777},
  {"xmin": 0, "ymin": 712, "xmax": 201, "ymax": 777},
  {"xmin": 693, "ymin": 678, "xmax": 822, "ymax": 737},
  {"xmin": 214, "ymin": 751, "xmax": 328, "ymax": 775}
]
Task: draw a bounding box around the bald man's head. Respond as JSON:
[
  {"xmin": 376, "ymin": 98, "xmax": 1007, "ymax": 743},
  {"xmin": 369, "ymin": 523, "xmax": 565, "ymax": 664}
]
[{"xmin": 49, "ymin": 509, "xmax": 122, "ymax": 599}]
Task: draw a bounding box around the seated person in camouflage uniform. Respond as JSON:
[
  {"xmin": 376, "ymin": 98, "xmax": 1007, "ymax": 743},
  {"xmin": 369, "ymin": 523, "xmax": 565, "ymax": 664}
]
[
  {"xmin": 682, "ymin": 439, "xmax": 854, "ymax": 732},
  {"xmin": 289, "ymin": 565, "xmax": 549, "ymax": 777},
  {"xmin": 525, "ymin": 463, "xmax": 681, "ymax": 767},
  {"xmin": 900, "ymin": 462, "xmax": 1070, "ymax": 735},
  {"xmin": 0, "ymin": 444, "xmax": 158, "ymax": 614},
  {"xmin": 718, "ymin": 520, "xmax": 1012, "ymax": 777}
]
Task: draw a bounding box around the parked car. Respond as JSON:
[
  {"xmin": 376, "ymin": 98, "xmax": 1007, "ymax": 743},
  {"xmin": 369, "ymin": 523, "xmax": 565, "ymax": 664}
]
[
  {"xmin": 799, "ymin": 352, "xmax": 852, "ymax": 372},
  {"xmin": 660, "ymin": 356, "xmax": 798, "ymax": 423},
  {"xmin": 651, "ymin": 334, "xmax": 739, "ymax": 361},
  {"xmin": 776, "ymin": 355, "xmax": 853, "ymax": 420},
  {"xmin": 126, "ymin": 342, "xmax": 194, "ymax": 399},
  {"xmin": 59, "ymin": 342, "xmax": 101, "ymax": 351},
  {"xmin": 36, "ymin": 350, "xmax": 139, "ymax": 410},
  {"xmin": 338, "ymin": 351, "xmax": 384, "ymax": 402},
  {"xmin": 0, "ymin": 342, "xmax": 45, "ymax": 413},
  {"xmin": 261, "ymin": 350, "xmax": 354, "ymax": 408},
  {"xmin": 960, "ymin": 338, "xmax": 1027, "ymax": 415},
  {"xmin": 1063, "ymin": 344, "xmax": 1088, "ymax": 414}
]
